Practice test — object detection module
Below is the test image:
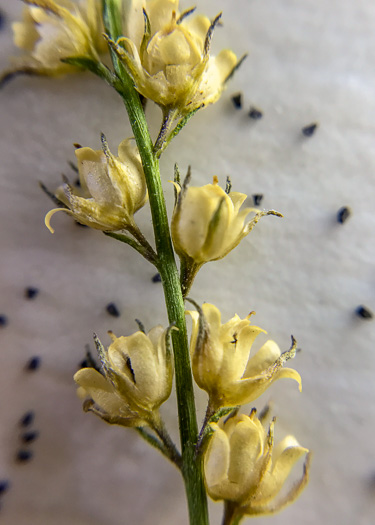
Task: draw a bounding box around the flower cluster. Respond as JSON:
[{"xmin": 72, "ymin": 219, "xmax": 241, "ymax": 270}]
[
  {"xmin": 74, "ymin": 326, "xmax": 174, "ymax": 427},
  {"xmin": 45, "ymin": 136, "xmax": 147, "ymax": 232},
  {"xmin": 205, "ymin": 411, "xmax": 311, "ymax": 517},
  {"xmin": 10, "ymin": 0, "xmax": 107, "ymax": 77},
  {"xmin": 187, "ymin": 302, "xmax": 301, "ymax": 410},
  {"xmin": 109, "ymin": 0, "xmax": 241, "ymax": 113}
]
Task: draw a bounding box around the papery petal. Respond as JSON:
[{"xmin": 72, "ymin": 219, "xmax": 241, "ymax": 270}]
[{"xmin": 204, "ymin": 423, "xmax": 230, "ymax": 490}]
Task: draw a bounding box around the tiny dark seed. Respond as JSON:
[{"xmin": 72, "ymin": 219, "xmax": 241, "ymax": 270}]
[
  {"xmin": 106, "ymin": 302, "xmax": 120, "ymax": 317},
  {"xmin": 337, "ymin": 206, "xmax": 351, "ymax": 224},
  {"xmin": 0, "ymin": 314, "xmax": 8, "ymax": 327},
  {"xmin": 16, "ymin": 450, "xmax": 33, "ymax": 463},
  {"xmin": 152, "ymin": 273, "xmax": 162, "ymax": 283},
  {"xmin": 231, "ymin": 93, "xmax": 242, "ymax": 109},
  {"xmin": 252, "ymin": 194, "xmax": 263, "ymax": 206},
  {"xmin": 0, "ymin": 10, "xmax": 5, "ymax": 31},
  {"xmin": 26, "ymin": 356, "xmax": 41, "ymax": 372},
  {"xmin": 355, "ymin": 306, "xmax": 373, "ymax": 320},
  {"xmin": 0, "ymin": 480, "xmax": 10, "ymax": 495},
  {"xmin": 248, "ymin": 107, "xmax": 263, "ymax": 120},
  {"xmin": 25, "ymin": 287, "xmax": 39, "ymax": 299},
  {"xmin": 21, "ymin": 430, "xmax": 39, "ymax": 444},
  {"xmin": 302, "ymin": 123, "xmax": 318, "ymax": 137},
  {"xmin": 20, "ymin": 411, "xmax": 35, "ymax": 427}
]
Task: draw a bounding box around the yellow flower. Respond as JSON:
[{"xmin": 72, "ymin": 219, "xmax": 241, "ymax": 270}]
[
  {"xmin": 74, "ymin": 326, "xmax": 174, "ymax": 425},
  {"xmin": 45, "ymin": 135, "xmax": 147, "ymax": 232},
  {"xmin": 186, "ymin": 302, "xmax": 302, "ymax": 410},
  {"xmin": 110, "ymin": 0, "xmax": 241, "ymax": 113},
  {"xmin": 204, "ymin": 412, "xmax": 311, "ymax": 517},
  {"xmin": 172, "ymin": 176, "xmax": 282, "ymax": 265},
  {"xmin": 10, "ymin": 0, "xmax": 106, "ymax": 77}
]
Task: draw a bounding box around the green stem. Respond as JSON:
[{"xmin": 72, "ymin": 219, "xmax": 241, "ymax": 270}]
[
  {"xmin": 102, "ymin": 2, "xmax": 209, "ymax": 523},
  {"xmin": 222, "ymin": 502, "xmax": 242, "ymax": 525}
]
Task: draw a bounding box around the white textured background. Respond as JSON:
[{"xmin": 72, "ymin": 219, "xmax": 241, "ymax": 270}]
[{"xmin": 0, "ymin": 1, "xmax": 374, "ymax": 524}]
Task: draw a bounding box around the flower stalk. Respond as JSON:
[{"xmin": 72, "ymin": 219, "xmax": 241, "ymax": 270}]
[{"xmin": 102, "ymin": 1, "xmax": 209, "ymax": 523}]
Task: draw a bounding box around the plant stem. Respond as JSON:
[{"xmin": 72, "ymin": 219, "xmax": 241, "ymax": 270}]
[
  {"xmin": 222, "ymin": 502, "xmax": 242, "ymax": 525},
  {"xmin": 102, "ymin": 2, "xmax": 209, "ymax": 523}
]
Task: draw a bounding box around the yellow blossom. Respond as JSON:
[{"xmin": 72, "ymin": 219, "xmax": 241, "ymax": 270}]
[
  {"xmin": 204, "ymin": 412, "xmax": 311, "ymax": 517},
  {"xmin": 186, "ymin": 302, "xmax": 302, "ymax": 410},
  {"xmin": 9, "ymin": 0, "xmax": 106, "ymax": 77},
  {"xmin": 172, "ymin": 176, "xmax": 282, "ymax": 266},
  {"xmin": 74, "ymin": 326, "xmax": 174, "ymax": 425},
  {"xmin": 45, "ymin": 135, "xmax": 147, "ymax": 232},
  {"xmin": 109, "ymin": 0, "xmax": 241, "ymax": 113}
]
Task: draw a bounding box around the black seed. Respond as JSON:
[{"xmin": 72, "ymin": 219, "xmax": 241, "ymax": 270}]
[
  {"xmin": 231, "ymin": 93, "xmax": 242, "ymax": 109},
  {"xmin": 0, "ymin": 314, "xmax": 8, "ymax": 327},
  {"xmin": 21, "ymin": 430, "xmax": 39, "ymax": 444},
  {"xmin": 152, "ymin": 273, "xmax": 162, "ymax": 283},
  {"xmin": 252, "ymin": 194, "xmax": 263, "ymax": 206},
  {"xmin": 337, "ymin": 206, "xmax": 351, "ymax": 224},
  {"xmin": 355, "ymin": 305, "xmax": 373, "ymax": 320},
  {"xmin": 0, "ymin": 480, "xmax": 10, "ymax": 495},
  {"xmin": 20, "ymin": 411, "xmax": 34, "ymax": 427},
  {"xmin": 302, "ymin": 123, "xmax": 318, "ymax": 137},
  {"xmin": 16, "ymin": 450, "xmax": 33, "ymax": 463},
  {"xmin": 248, "ymin": 107, "xmax": 263, "ymax": 120},
  {"xmin": 25, "ymin": 287, "xmax": 39, "ymax": 299},
  {"xmin": 26, "ymin": 356, "xmax": 41, "ymax": 371},
  {"xmin": 0, "ymin": 10, "xmax": 5, "ymax": 31},
  {"xmin": 106, "ymin": 302, "xmax": 120, "ymax": 317}
]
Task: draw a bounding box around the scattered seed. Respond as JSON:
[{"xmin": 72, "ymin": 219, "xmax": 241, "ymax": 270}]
[
  {"xmin": 337, "ymin": 206, "xmax": 351, "ymax": 224},
  {"xmin": 248, "ymin": 107, "xmax": 263, "ymax": 120},
  {"xmin": 106, "ymin": 302, "xmax": 120, "ymax": 317},
  {"xmin": 0, "ymin": 10, "xmax": 5, "ymax": 31},
  {"xmin": 252, "ymin": 194, "xmax": 263, "ymax": 206},
  {"xmin": 20, "ymin": 411, "xmax": 35, "ymax": 427},
  {"xmin": 21, "ymin": 430, "xmax": 39, "ymax": 444},
  {"xmin": 355, "ymin": 305, "xmax": 373, "ymax": 320},
  {"xmin": 0, "ymin": 480, "xmax": 10, "ymax": 496},
  {"xmin": 231, "ymin": 93, "xmax": 242, "ymax": 109},
  {"xmin": 0, "ymin": 314, "xmax": 8, "ymax": 327},
  {"xmin": 25, "ymin": 287, "xmax": 39, "ymax": 300},
  {"xmin": 25, "ymin": 356, "xmax": 41, "ymax": 372},
  {"xmin": 16, "ymin": 450, "xmax": 33, "ymax": 463},
  {"xmin": 152, "ymin": 273, "xmax": 162, "ymax": 283},
  {"xmin": 302, "ymin": 123, "xmax": 318, "ymax": 137}
]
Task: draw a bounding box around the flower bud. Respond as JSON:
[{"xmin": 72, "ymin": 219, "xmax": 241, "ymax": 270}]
[
  {"xmin": 110, "ymin": 0, "xmax": 241, "ymax": 113},
  {"xmin": 204, "ymin": 412, "xmax": 311, "ymax": 516},
  {"xmin": 45, "ymin": 136, "xmax": 147, "ymax": 232},
  {"xmin": 186, "ymin": 302, "xmax": 302, "ymax": 410},
  {"xmin": 9, "ymin": 0, "xmax": 106, "ymax": 77},
  {"xmin": 74, "ymin": 325, "xmax": 174, "ymax": 425},
  {"xmin": 172, "ymin": 176, "xmax": 282, "ymax": 265}
]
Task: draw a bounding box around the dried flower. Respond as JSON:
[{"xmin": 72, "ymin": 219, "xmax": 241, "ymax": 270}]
[
  {"xmin": 172, "ymin": 175, "xmax": 282, "ymax": 265},
  {"xmin": 10, "ymin": 0, "xmax": 106, "ymax": 77},
  {"xmin": 74, "ymin": 325, "xmax": 174, "ymax": 425},
  {"xmin": 45, "ymin": 136, "xmax": 147, "ymax": 232},
  {"xmin": 186, "ymin": 302, "xmax": 302, "ymax": 410},
  {"xmin": 204, "ymin": 412, "xmax": 311, "ymax": 517},
  {"xmin": 109, "ymin": 0, "xmax": 241, "ymax": 113}
]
